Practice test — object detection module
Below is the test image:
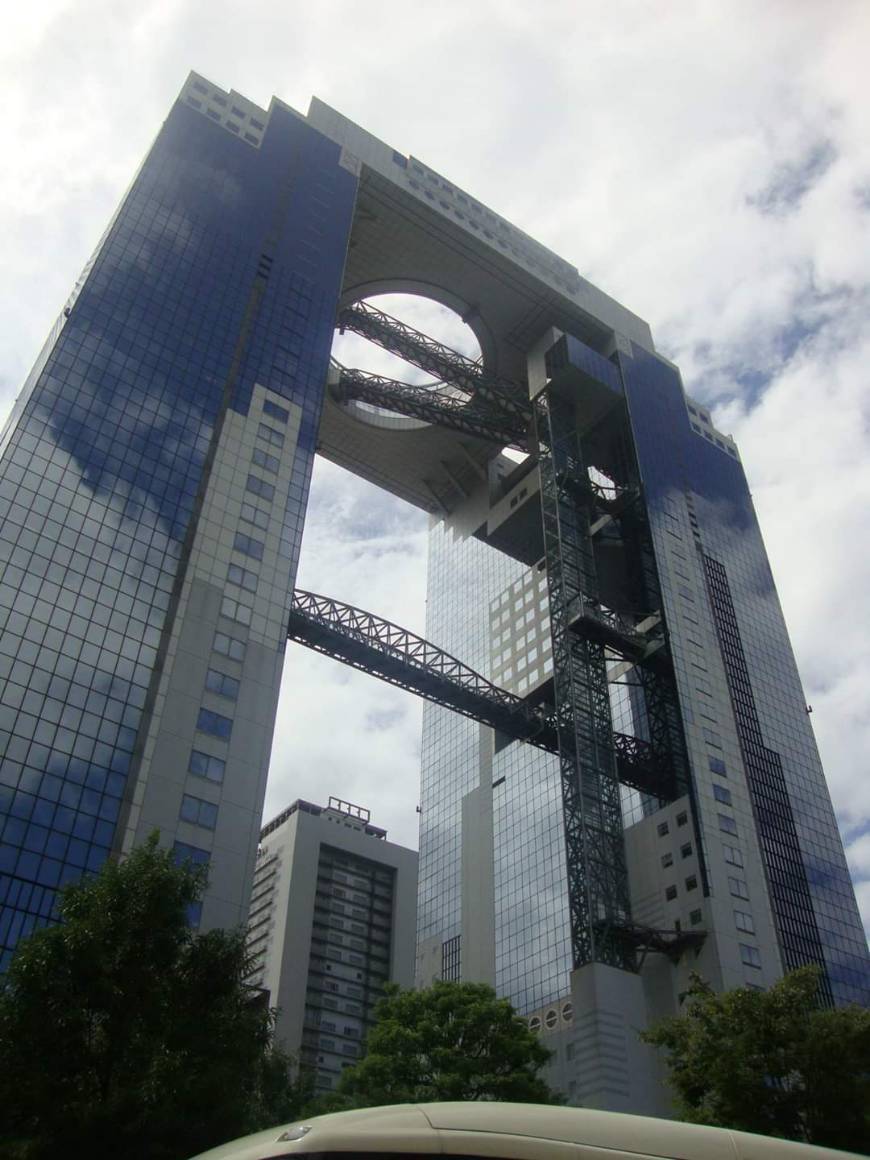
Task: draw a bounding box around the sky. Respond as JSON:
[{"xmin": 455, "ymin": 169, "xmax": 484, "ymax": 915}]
[{"xmin": 2, "ymin": 1, "xmax": 869, "ymax": 932}]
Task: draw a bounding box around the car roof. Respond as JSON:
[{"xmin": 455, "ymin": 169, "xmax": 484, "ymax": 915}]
[{"xmin": 189, "ymin": 1101, "xmax": 859, "ymax": 1160}]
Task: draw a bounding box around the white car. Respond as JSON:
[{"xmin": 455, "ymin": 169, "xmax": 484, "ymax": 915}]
[{"xmin": 189, "ymin": 1101, "xmax": 859, "ymax": 1160}]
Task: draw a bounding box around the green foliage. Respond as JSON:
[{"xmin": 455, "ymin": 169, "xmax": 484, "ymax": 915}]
[
  {"xmin": 641, "ymin": 965, "xmax": 870, "ymax": 1153},
  {"xmin": 0, "ymin": 834, "xmax": 306, "ymax": 1160},
  {"xmin": 327, "ymin": 979, "xmax": 560, "ymax": 1108}
]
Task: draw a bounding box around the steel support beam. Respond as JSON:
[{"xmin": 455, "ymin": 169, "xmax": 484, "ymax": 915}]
[
  {"xmin": 334, "ymin": 364, "xmax": 529, "ymax": 451},
  {"xmin": 535, "ymin": 389, "xmax": 635, "ymax": 972},
  {"xmin": 338, "ymin": 300, "xmax": 531, "ymax": 427},
  {"xmin": 288, "ymin": 590, "xmax": 677, "ymax": 806},
  {"xmin": 288, "ymin": 589, "xmax": 555, "ymax": 750}
]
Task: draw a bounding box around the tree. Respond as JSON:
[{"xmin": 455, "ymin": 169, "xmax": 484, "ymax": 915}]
[
  {"xmin": 332, "ymin": 979, "xmax": 560, "ymax": 1107},
  {"xmin": 641, "ymin": 966, "xmax": 870, "ymax": 1153},
  {"xmin": 0, "ymin": 835, "xmax": 305, "ymax": 1160}
]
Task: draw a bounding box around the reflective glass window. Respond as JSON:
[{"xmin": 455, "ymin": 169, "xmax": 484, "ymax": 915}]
[
  {"xmin": 246, "ymin": 474, "xmax": 275, "ymax": 502},
  {"xmin": 233, "ymin": 532, "xmax": 264, "ymax": 561},
  {"xmin": 196, "ymin": 708, "xmax": 232, "ymax": 740},
  {"xmin": 213, "ymin": 633, "xmax": 245, "ymax": 663},
  {"xmin": 205, "ymin": 668, "xmax": 240, "ymax": 701},
  {"xmin": 257, "ymin": 423, "xmax": 284, "ymax": 449},
  {"xmin": 188, "ymin": 749, "xmax": 225, "ymax": 783},
  {"xmin": 180, "ymin": 794, "xmax": 218, "ymax": 830},
  {"xmin": 227, "ymin": 564, "xmax": 257, "ymax": 593},
  {"xmin": 220, "ymin": 596, "xmax": 252, "ymax": 626},
  {"xmin": 262, "ymin": 400, "xmax": 289, "ymax": 423},
  {"xmin": 251, "ymin": 447, "xmax": 279, "ymax": 474},
  {"xmin": 735, "ymin": 909, "xmax": 755, "ymax": 933},
  {"xmin": 173, "ymin": 841, "xmax": 210, "ymax": 866},
  {"xmin": 240, "ymin": 502, "xmax": 269, "ymax": 531},
  {"xmin": 729, "ymin": 876, "xmax": 750, "ymax": 900},
  {"xmin": 740, "ymin": 943, "xmax": 762, "ymax": 968}
]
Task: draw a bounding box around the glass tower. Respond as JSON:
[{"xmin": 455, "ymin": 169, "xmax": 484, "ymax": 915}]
[
  {"xmin": 0, "ymin": 76, "xmax": 356, "ymax": 966},
  {"xmin": 2, "ymin": 72, "xmax": 866, "ymax": 1113}
]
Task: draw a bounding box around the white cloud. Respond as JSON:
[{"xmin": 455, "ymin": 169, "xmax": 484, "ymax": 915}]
[{"xmin": 2, "ymin": 1, "xmax": 869, "ymax": 934}]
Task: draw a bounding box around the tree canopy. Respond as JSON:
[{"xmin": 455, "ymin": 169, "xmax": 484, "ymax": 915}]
[
  {"xmin": 330, "ymin": 979, "xmax": 560, "ymax": 1108},
  {"xmin": 0, "ymin": 834, "xmax": 304, "ymax": 1160},
  {"xmin": 641, "ymin": 966, "xmax": 870, "ymax": 1154}
]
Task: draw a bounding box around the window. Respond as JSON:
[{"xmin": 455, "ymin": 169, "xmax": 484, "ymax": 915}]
[
  {"xmin": 740, "ymin": 944, "xmax": 762, "ymax": 969},
  {"xmin": 244, "ymin": 132, "xmax": 259, "ymax": 144},
  {"xmin": 734, "ymin": 910, "xmax": 755, "ymax": 934},
  {"xmin": 680, "ymin": 842, "xmax": 693, "ymax": 859},
  {"xmin": 189, "ymin": 749, "xmax": 225, "ymax": 784},
  {"xmin": 676, "ymin": 811, "xmax": 688, "ymax": 827},
  {"xmin": 252, "ymin": 446, "xmax": 280, "ymax": 474},
  {"xmin": 246, "ymin": 474, "xmax": 275, "ymax": 502},
  {"xmin": 729, "ymin": 876, "xmax": 749, "ymax": 900},
  {"xmin": 263, "ymin": 399, "xmax": 289, "ymax": 423},
  {"xmin": 723, "ymin": 844, "xmax": 744, "ymax": 867},
  {"xmin": 703, "ymin": 727, "xmax": 722, "ymax": 748},
  {"xmin": 240, "ymin": 501, "xmax": 269, "ymax": 531},
  {"xmin": 221, "ymin": 595, "xmax": 252, "ymax": 626},
  {"xmin": 196, "ymin": 708, "xmax": 233, "ymax": 740},
  {"xmin": 174, "ymin": 841, "xmax": 210, "ymax": 866},
  {"xmin": 231, "ymin": 105, "xmax": 245, "ymax": 117},
  {"xmin": 257, "ymin": 422, "xmax": 285, "ymax": 448},
  {"xmin": 227, "ymin": 563, "xmax": 257, "ymax": 592},
  {"xmin": 250, "ymin": 118, "xmax": 265, "ymax": 130},
  {"xmin": 685, "ymin": 875, "xmax": 698, "ymax": 891},
  {"xmin": 709, "ymin": 756, "xmax": 727, "ymax": 776},
  {"xmin": 665, "ymin": 885, "xmax": 677, "ymax": 901},
  {"xmin": 713, "ymin": 784, "xmax": 732, "ymax": 806},
  {"xmin": 657, "ymin": 822, "xmax": 669, "ymax": 837},
  {"xmin": 212, "ymin": 94, "xmax": 227, "ymax": 107},
  {"xmin": 719, "ymin": 813, "xmax": 738, "ymax": 836},
  {"xmin": 233, "ymin": 531, "xmax": 264, "ymax": 561},
  {"xmin": 689, "ymin": 908, "xmax": 703, "ymax": 926},
  {"xmin": 180, "ymin": 794, "xmax": 219, "ymax": 830},
  {"xmin": 214, "ymin": 632, "xmax": 245, "ymax": 663},
  {"xmin": 205, "ymin": 668, "xmax": 240, "ymax": 701},
  {"xmin": 661, "ymin": 852, "xmax": 673, "ymax": 868}
]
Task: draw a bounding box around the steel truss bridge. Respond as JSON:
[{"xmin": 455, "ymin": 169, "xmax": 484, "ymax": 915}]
[
  {"xmin": 288, "ymin": 590, "xmax": 679, "ymax": 803},
  {"xmin": 302, "ymin": 298, "xmax": 704, "ymax": 971}
]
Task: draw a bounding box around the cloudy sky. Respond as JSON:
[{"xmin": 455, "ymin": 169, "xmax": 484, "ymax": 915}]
[{"xmin": 2, "ymin": 1, "xmax": 869, "ymax": 931}]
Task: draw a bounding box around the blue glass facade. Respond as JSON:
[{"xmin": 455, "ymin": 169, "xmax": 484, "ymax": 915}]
[
  {"xmin": 619, "ymin": 343, "xmax": 870, "ymax": 1005},
  {"xmin": 0, "ymin": 86, "xmax": 356, "ymax": 967}
]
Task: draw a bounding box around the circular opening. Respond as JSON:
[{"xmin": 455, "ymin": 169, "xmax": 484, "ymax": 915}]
[
  {"xmin": 331, "ymin": 292, "xmax": 483, "ymax": 426},
  {"xmin": 561, "ymin": 1001, "xmax": 574, "ymax": 1023},
  {"xmin": 528, "ymin": 1015, "xmax": 542, "ymax": 1032},
  {"xmin": 544, "ymin": 1008, "xmax": 558, "ymax": 1030}
]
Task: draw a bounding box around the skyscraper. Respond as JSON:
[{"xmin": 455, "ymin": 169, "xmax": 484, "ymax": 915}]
[
  {"xmin": 0, "ymin": 76, "xmax": 357, "ymax": 963},
  {"xmin": 246, "ymin": 796, "xmax": 417, "ymax": 1095},
  {"xmin": 2, "ymin": 73, "xmax": 866, "ymax": 1113}
]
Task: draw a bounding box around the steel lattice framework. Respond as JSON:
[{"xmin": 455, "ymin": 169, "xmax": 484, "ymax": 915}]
[
  {"xmin": 535, "ymin": 389, "xmax": 635, "ymax": 971},
  {"xmin": 288, "ymin": 590, "xmax": 678, "ymax": 804},
  {"xmin": 323, "ymin": 305, "xmax": 700, "ymax": 973},
  {"xmin": 288, "ymin": 589, "xmax": 556, "ymax": 749},
  {"xmin": 338, "ymin": 300, "xmax": 532, "ymax": 426},
  {"xmin": 333, "ymin": 363, "xmax": 528, "ymax": 451}
]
